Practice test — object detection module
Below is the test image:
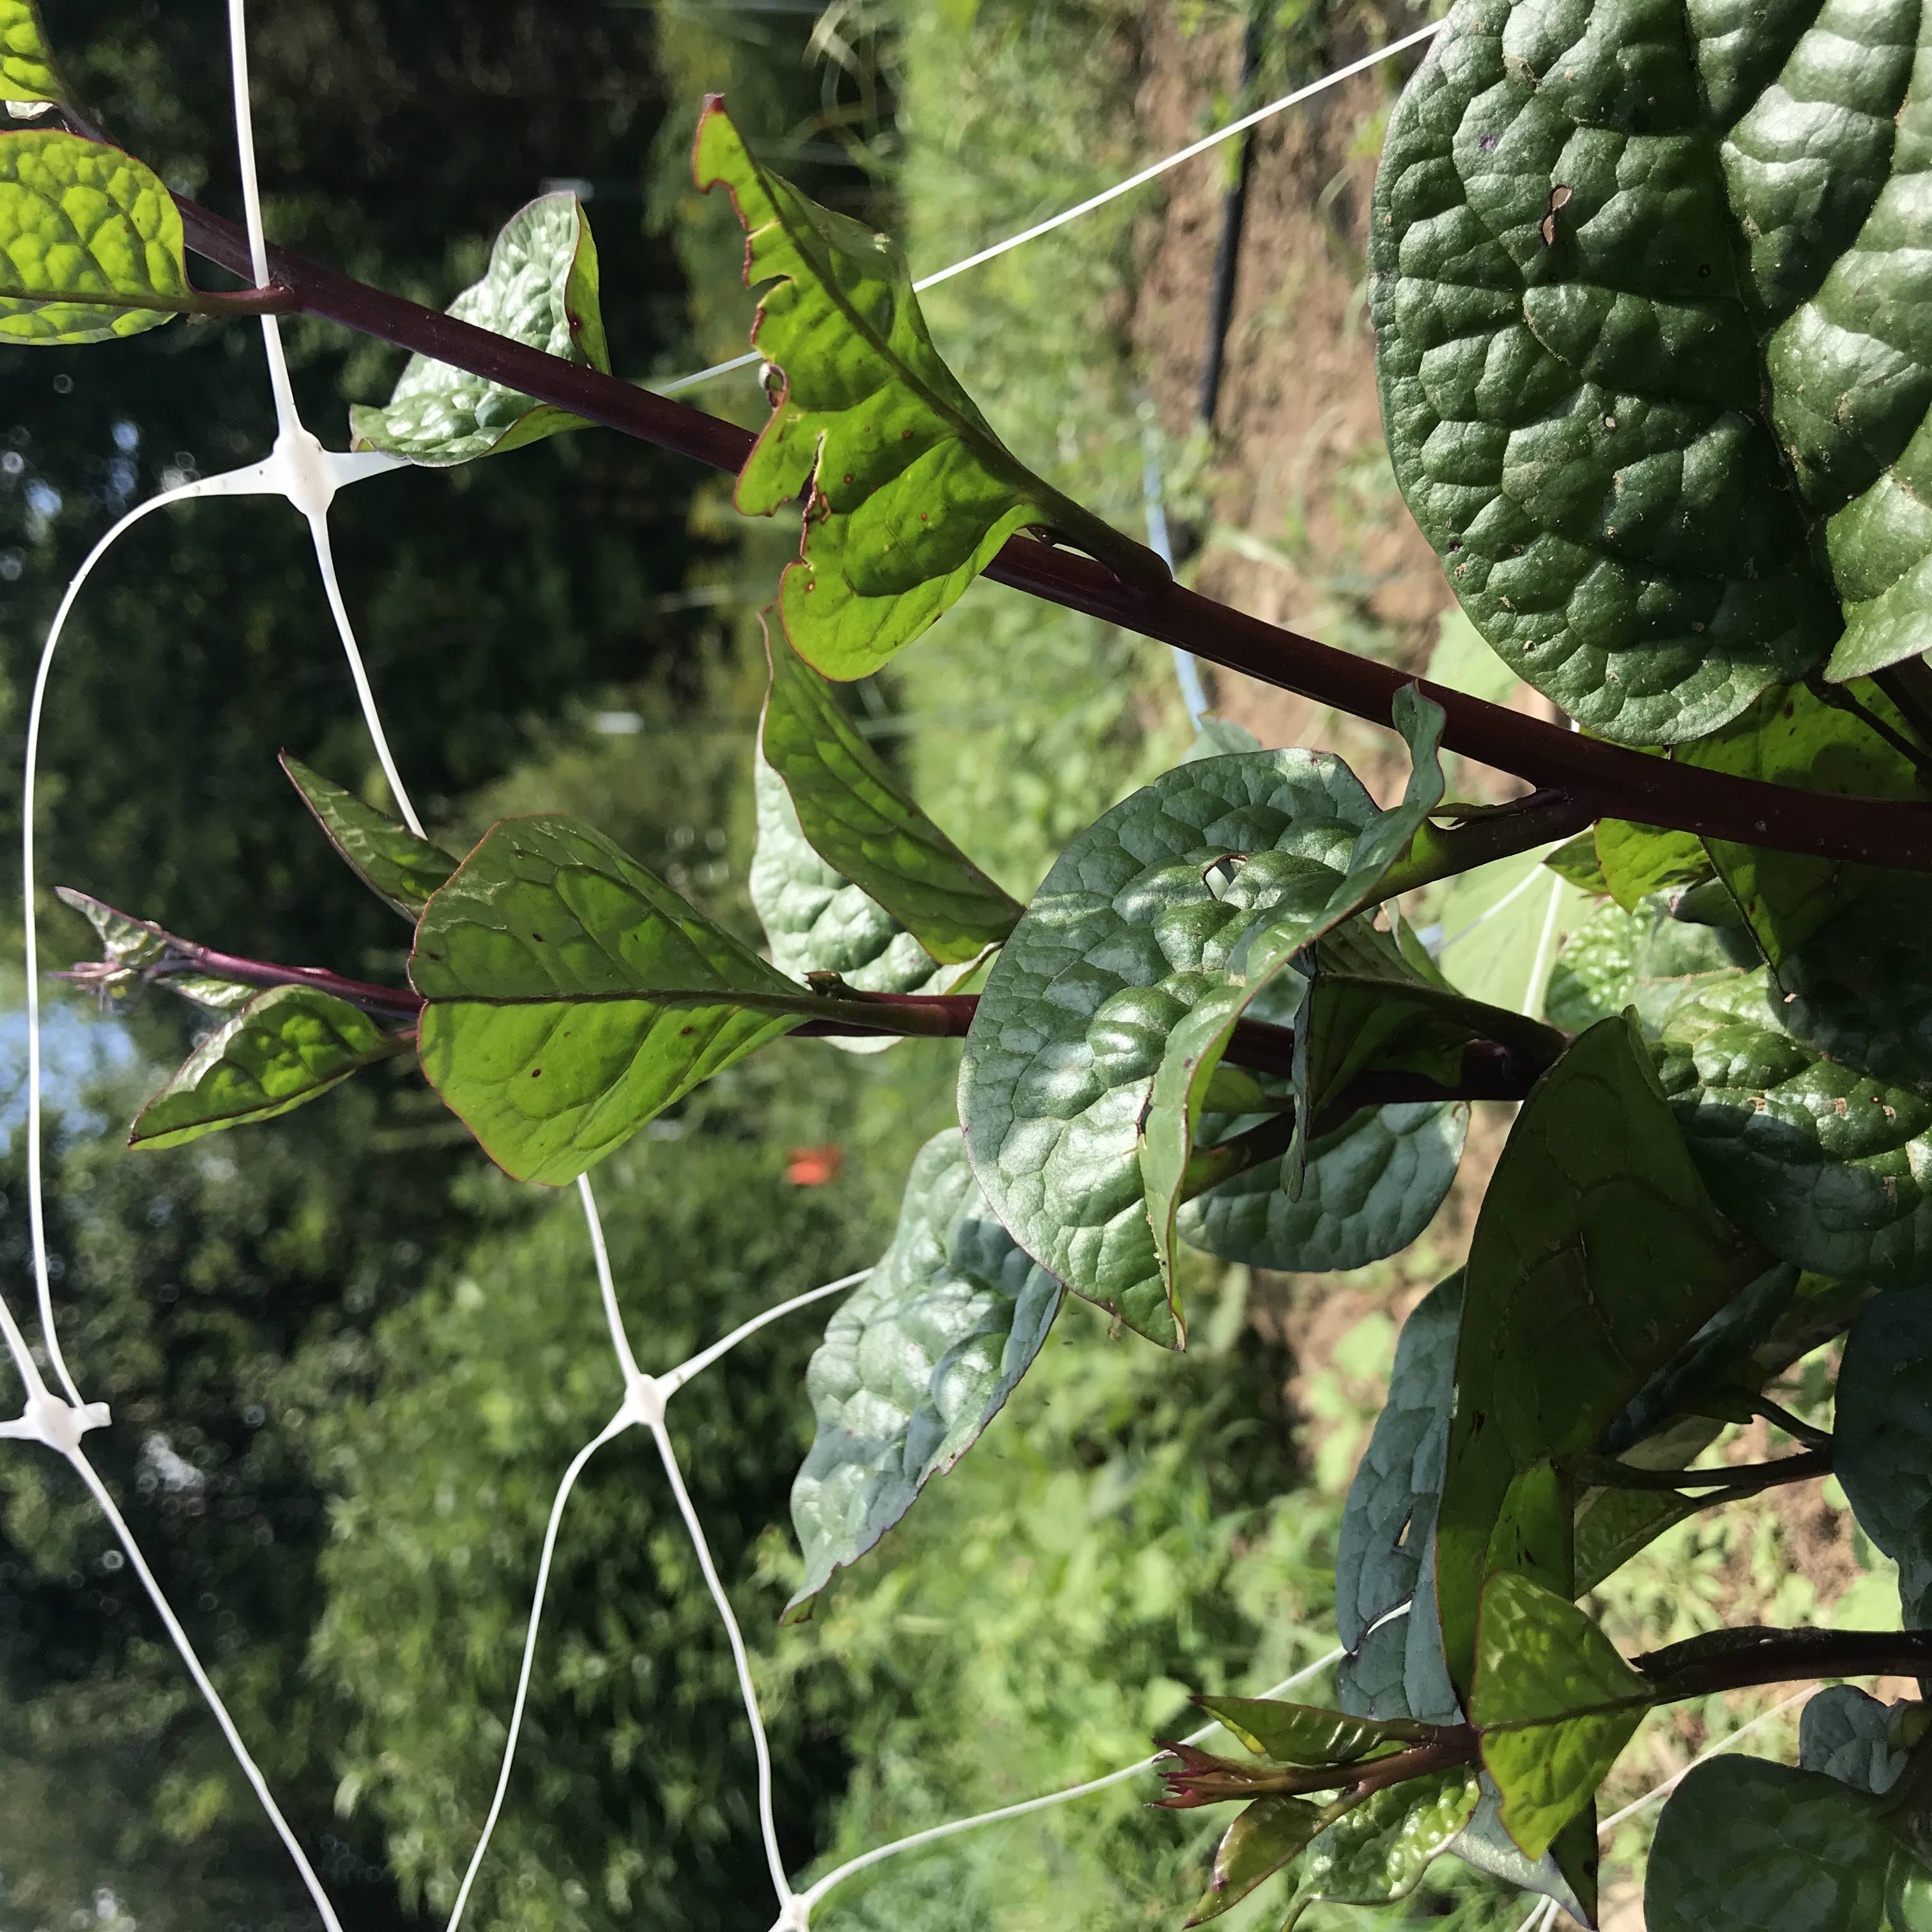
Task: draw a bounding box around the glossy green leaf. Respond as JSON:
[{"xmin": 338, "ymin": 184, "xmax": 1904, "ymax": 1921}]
[
  {"xmin": 1372, "ymin": 0, "xmax": 1844, "ymax": 742},
  {"xmin": 1657, "ymin": 969, "xmax": 1932, "ymax": 1282},
  {"xmin": 1141, "ymin": 690, "xmax": 1450, "ymax": 1315},
  {"xmin": 1645, "ymin": 1759, "xmax": 1902, "ymax": 1932},
  {"xmin": 749, "ymin": 742, "xmax": 960, "ymax": 1018},
  {"xmin": 1803, "ymin": 1687, "xmax": 1909, "ymax": 1799},
  {"xmin": 1545, "ymin": 894, "xmax": 1752, "ymax": 1038},
  {"xmin": 1471, "ymin": 1572, "xmax": 1652, "ymax": 1859},
  {"xmin": 1192, "ymin": 1698, "xmax": 1431, "ymax": 1765},
  {"xmin": 1438, "ymin": 847, "xmax": 1591, "ymax": 1018},
  {"xmin": 56, "ymin": 887, "xmax": 264, "ymax": 1017},
  {"xmin": 1543, "ymin": 901, "xmax": 1637, "ymax": 1034},
  {"xmin": 411, "ymin": 816, "xmax": 808, "ymax": 1184},
  {"xmin": 128, "ymin": 986, "xmax": 402, "ymax": 1151},
  {"xmin": 1678, "ymin": 681, "xmax": 1928, "ymax": 968},
  {"xmin": 760, "ymin": 625, "xmax": 1020, "ymax": 961},
  {"xmin": 1836, "ymin": 1293, "xmax": 1932, "ymax": 1622},
  {"xmin": 1596, "ymin": 819, "xmax": 1711, "ymax": 912},
  {"xmin": 349, "ymin": 193, "xmax": 607, "ymax": 465},
  {"xmin": 959, "ymin": 748, "xmax": 1380, "ymax": 1349},
  {"xmin": 1450, "ymin": 1783, "xmax": 1595, "ymax": 1925},
  {"xmin": 0, "ymin": 130, "xmax": 192, "ymax": 343},
  {"xmin": 1437, "ymin": 1015, "xmax": 1764, "ymax": 1690},
  {"xmin": 1177, "ymin": 1101, "xmax": 1467, "ymax": 1275},
  {"xmin": 2, "ymin": 1, "xmax": 65, "ymax": 102},
  {"xmin": 1187, "ymin": 1795, "xmax": 1327, "ymax": 1926},
  {"xmin": 694, "ymin": 101, "xmax": 1128, "ymax": 680},
  {"xmin": 280, "ymin": 753, "xmax": 457, "ymax": 921},
  {"xmin": 1284, "ymin": 1769, "xmax": 1481, "ymax": 1922},
  {"xmin": 786, "ymin": 1129, "xmax": 1060, "ymax": 1618}
]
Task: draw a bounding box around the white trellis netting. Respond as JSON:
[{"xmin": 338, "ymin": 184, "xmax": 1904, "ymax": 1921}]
[{"xmin": 10, "ymin": 8, "xmax": 1841, "ymax": 1927}]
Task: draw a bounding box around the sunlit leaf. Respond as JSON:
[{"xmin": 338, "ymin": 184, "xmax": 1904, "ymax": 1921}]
[
  {"xmin": 412, "ymin": 816, "xmax": 809, "ymax": 1184},
  {"xmin": 693, "ymin": 100, "xmax": 1145, "ymax": 679},
  {"xmin": 349, "ymin": 193, "xmax": 608, "ymax": 465},
  {"xmin": 56, "ymin": 887, "xmax": 266, "ymax": 1017},
  {"xmin": 0, "ymin": 130, "xmax": 192, "ymax": 343},
  {"xmin": 1192, "ymin": 1698, "xmax": 1430, "ymax": 1765},
  {"xmin": 1471, "ymin": 1572, "xmax": 1652, "ymax": 1859},
  {"xmin": 786, "ymin": 1129, "xmax": 1060, "ymax": 1618},
  {"xmin": 280, "ymin": 753, "xmax": 457, "ymax": 921},
  {"xmin": 1595, "ymin": 818, "xmax": 1710, "ymax": 912},
  {"xmin": 128, "ymin": 986, "xmax": 403, "ymax": 1150},
  {"xmin": 2, "ymin": 1, "xmax": 66, "ymax": 103},
  {"xmin": 1284, "ymin": 1769, "xmax": 1481, "ymax": 1922},
  {"xmin": 1187, "ymin": 1795, "xmax": 1328, "ymax": 1926}
]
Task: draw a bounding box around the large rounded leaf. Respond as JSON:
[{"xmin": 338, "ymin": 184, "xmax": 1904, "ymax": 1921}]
[
  {"xmin": 1834, "ymin": 1292, "xmax": 1932, "ymax": 1623},
  {"xmin": 1372, "ymin": 0, "xmax": 1845, "ymax": 741},
  {"xmin": 958, "ymin": 750, "xmax": 1378, "ymax": 1348}
]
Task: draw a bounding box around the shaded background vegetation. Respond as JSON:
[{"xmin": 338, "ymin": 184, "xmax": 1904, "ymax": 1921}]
[{"xmin": 0, "ymin": 4, "xmax": 1875, "ymax": 1930}]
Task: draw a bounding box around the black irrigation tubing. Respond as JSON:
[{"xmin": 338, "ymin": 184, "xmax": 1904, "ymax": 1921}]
[
  {"xmin": 1197, "ymin": 17, "xmax": 1264, "ymax": 429},
  {"xmin": 164, "ymin": 191, "xmax": 1932, "ymax": 875}
]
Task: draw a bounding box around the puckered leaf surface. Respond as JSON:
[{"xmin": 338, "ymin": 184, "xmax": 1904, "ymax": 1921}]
[
  {"xmin": 349, "ymin": 193, "xmax": 607, "ymax": 464},
  {"xmin": 0, "ymin": 130, "xmax": 191, "ymax": 342},
  {"xmin": 1802, "ymin": 1686, "xmax": 1909, "ymax": 1799},
  {"xmin": 1192, "ymin": 1698, "xmax": 1430, "ymax": 1765},
  {"xmin": 1657, "ymin": 969, "xmax": 1932, "ymax": 1282},
  {"xmin": 1284, "ymin": 1770, "xmax": 1482, "ymax": 1922},
  {"xmin": 128, "ymin": 986, "xmax": 402, "ymax": 1150},
  {"xmin": 2, "ymin": 1, "xmax": 65, "ymax": 102},
  {"xmin": 758, "ymin": 625, "xmax": 1020, "ymax": 961},
  {"xmin": 412, "ymin": 816, "xmax": 806, "ymax": 1184},
  {"xmin": 959, "ymin": 748, "xmax": 1379, "ymax": 1349},
  {"xmin": 786, "ymin": 1129, "xmax": 1060, "ymax": 1617},
  {"xmin": 1471, "ymin": 1572, "xmax": 1652, "ymax": 1859},
  {"xmin": 694, "ymin": 102, "xmax": 1138, "ymax": 680},
  {"xmin": 1644, "ymin": 1758, "xmax": 1903, "ymax": 1932},
  {"xmin": 1545, "ymin": 895, "xmax": 1750, "ymax": 1037},
  {"xmin": 1835, "ymin": 1292, "xmax": 1932, "ymax": 1623},
  {"xmin": 280, "ymin": 754, "xmax": 457, "ymax": 921},
  {"xmin": 1437, "ymin": 1015, "xmax": 1763, "ymax": 1690}
]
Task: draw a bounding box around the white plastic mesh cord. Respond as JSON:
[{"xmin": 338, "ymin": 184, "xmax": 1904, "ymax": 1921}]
[{"xmin": 11, "ymin": 9, "xmax": 1837, "ymax": 1931}]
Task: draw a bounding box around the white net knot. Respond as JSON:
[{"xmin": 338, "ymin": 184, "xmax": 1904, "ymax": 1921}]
[
  {"xmin": 767, "ymin": 1896, "xmax": 809, "ymax": 1932},
  {"xmin": 621, "ymin": 1370, "xmax": 667, "ymax": 1432},
  {"xmin": 0, "ymin": 1390, "xmax": 111, "ymax": 1456}
]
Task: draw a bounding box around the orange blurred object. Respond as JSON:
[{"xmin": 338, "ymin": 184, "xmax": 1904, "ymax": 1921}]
[{"xmin": 785, "ymin": 1144, "xmax": 843, "ymax": 1186}]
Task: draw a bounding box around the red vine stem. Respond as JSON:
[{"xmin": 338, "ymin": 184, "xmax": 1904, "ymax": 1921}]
[{"xmin": 162, "ymin": 192, "xmax": 1932, "ymax": 873}]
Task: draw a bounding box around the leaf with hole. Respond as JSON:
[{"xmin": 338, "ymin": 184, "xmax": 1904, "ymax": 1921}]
[
  {"xmin": 1, "ymin": 1, "xmax": 65, "ymax": 102},
  {"xmin": 411, "ymin": 816, "xmax": 812, "ymax": 1184},
  {"xmin": 0, "ymin": 130, "xmax": 193, "ymax": 342},
  {"xmin": 758, "ymin": 625, "xmax": 1021, "ymax": 961},
  {"xmin": 786, "ymin": 1129, "xmax": 1060, "ymax": 1618},
  {"xmin": 959, "ymin": 747, "xmax": 1381, "ymax": 1349},
  {"xmin": 280, "ymin": 754, "xmax": 457, "ymax": 921},
  {"xmin": 128, "ymin": 986, "xmax": 404, "ymax": 1151},
  {"xmin": 1437, "ymin": 1015, "xmax": 1764, "ymax": 1690},
  {"xmin": 1644, "ymin": 1759, "xmax": 1905, "ymax": 1932},
  {"xmin": 349, "ymin": 193, "xmax": 608, "ymax": 465},
  {"xmin": 693, "ymin": 101, "xmax": 1142, "ymax": 680},
  {"xmin": 1657, "ymin": 969, "xmax": 1932, "ymax": 1283},
  {"xmin": 1471, "ymin": 1572, "xmax": 1653, "ymax": 1859}
]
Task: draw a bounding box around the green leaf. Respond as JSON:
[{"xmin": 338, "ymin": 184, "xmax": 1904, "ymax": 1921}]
[
  {"xmin": 959, "ymin": 747, "xmax": 1383, "ymax": 1349},
  {"xmin": 1657, "ymin": 969, "xmax": 1932, "ymax": 1282},
  {"xmin": 55, "ymin": 887, "xmax": 261, "ymax": 1017},
  {"xmin": 1140, "ymin": 689, "xmax": 1451, "ymax": 1321},
  {"xmin": 1436, "ymin": 1014, "xmax": 1765, "ymax": 1690},
  {"xmin": 1596, "ymin": 819, "xmax": 1711, "ymax": 912},
  {"xmin": 693, "ymin": 101, "xmax": 1138, "ymax": 680},
  {"xmin": 1545, "ymin": 894, "xmax": 1752, "ymax": 1038},
  {"xmin": 749, "ymin": 742, "xmax": 960, "ymax": 1018},
  {"xmin": 1803, "ymin": 1687, "xmax": 1910, "ymax": 1799},
  {"xmin": 280, "ymin": 753, "xmax": 457, "ymax": 921},
  {"xmin": 1450, "ymin": 1782, "xmax": 1595, "ymax": 1924},
  {"xmin": 0, "ymin": 130, "xmax": 192, "ymax": 343},
  {"xmin": 2, "ymin": 1, "xmax": 66, "ymax": 102},
  {"xmin": 411, "ymin": 816, "xmax": 808, "ymax": 1184},
  {"xmin": 1678, "ymin": 681, "xmax": 1928, "ymax": 967},
  {"xmin": 786, "ymin": 1129, "xmax": 1060, "ymax": 1618},
  {"xmin": 1645, "ymin": 1759, "xmax": 1902, "ymax": 1932},
  {"xmin": 1437, "ymin": 847, "xmax": 1591, "ymax": 1018},
  {"xmin": 1177, "ymin": 1101, "xmax": 1468, "ymax": 1275},
  {"xmin": 1184, "ymin": 716, "xmax": 1264, "ymax": 760},
  {"xmin": 1284, "ymin": 1770, "xmax": 1482, "ymax": 1922},
  {"xmin": 758, "ymin": 625, "xmax": 1021, "ymax": 961},
  {"xmin": 1372, "ymin": 0, "xmax": 1843, "ymax": 743},
  {"xmin": 349, "ymin": 193, "xmax": 608, "ymax": 465},
  {"xmin": 1191, "ymin": 1698, "xmax": 1432, "ymax": 1765},
  {"xmin": 1335, "ymin": 1275, "xmax": 1465, "ymax": 1727},
  {"xmin": 1543, "ymin": 829, "xmax": 1609, "ymax": 894},
  {"xmin": 1427, "ymin": 607, "xmax": 1522, "ymax": 707},
  {"xmin": 1836, "ymin": 1294, "xmax": 1932, "ymax": 1622},
  {"xmin": 1187, "ymin": 1795, "xmax": 1327, "ymax": 1926},
  {"xmin": 1471, "ymin": 1572, "xmax": 1653, "ymax": 1859},
  {"xmin": 128, "ymin": 986, "xmax": 402, "ymax": 1150}
]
